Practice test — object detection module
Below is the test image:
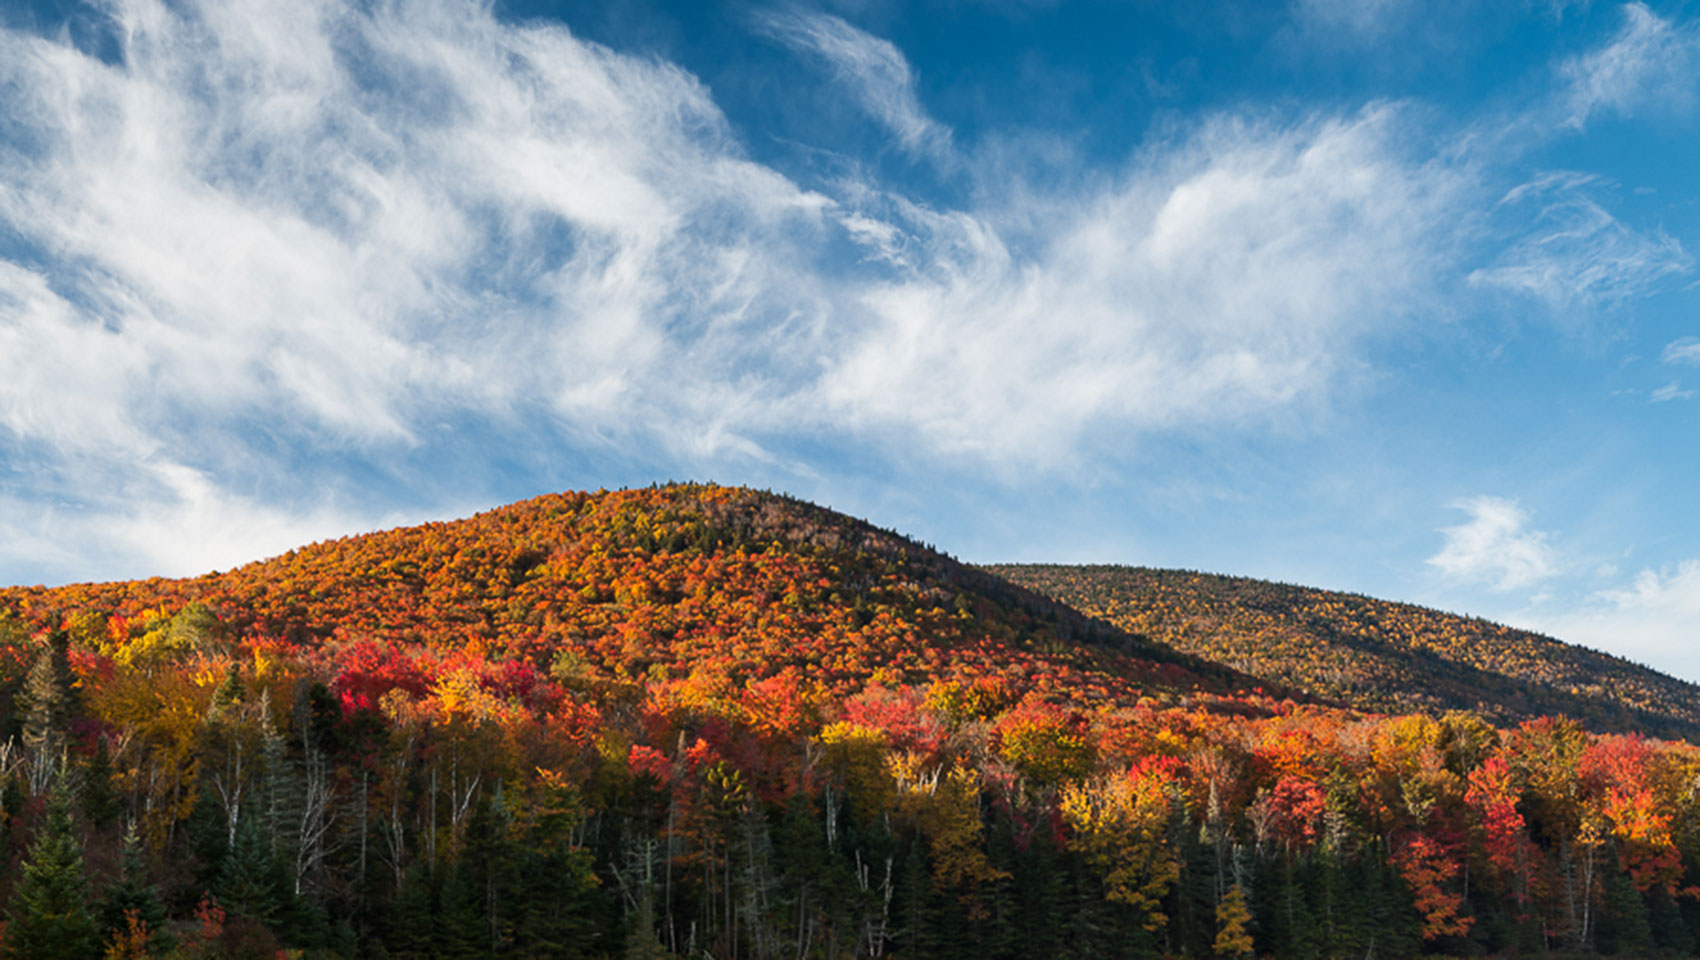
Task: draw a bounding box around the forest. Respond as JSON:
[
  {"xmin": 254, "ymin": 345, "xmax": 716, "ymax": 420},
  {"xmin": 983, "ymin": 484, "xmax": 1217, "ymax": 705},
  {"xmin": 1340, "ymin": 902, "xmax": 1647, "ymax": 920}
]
[
  {"xmin": 989, "ymin": 565, "xmax": 1700, "ymax": 740},
  {"xmin": 1, "ymin": 484, "xmax": 1699, "ymax": 959}
]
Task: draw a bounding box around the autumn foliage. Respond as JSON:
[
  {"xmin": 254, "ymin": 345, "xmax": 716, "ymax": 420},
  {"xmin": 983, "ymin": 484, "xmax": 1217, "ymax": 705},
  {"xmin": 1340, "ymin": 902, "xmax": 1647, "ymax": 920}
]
[{"xmin": 0, "ymin": 485, "xmax": 1695, "ymax": 959}]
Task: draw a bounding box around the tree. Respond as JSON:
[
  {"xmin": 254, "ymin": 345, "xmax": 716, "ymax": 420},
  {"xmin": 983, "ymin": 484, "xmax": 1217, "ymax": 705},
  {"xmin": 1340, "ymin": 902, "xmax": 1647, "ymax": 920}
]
[
  {"xmin": 98, "ymin": 824, "xmax": 169, "ymax": 956},
  {"xmin": 19, "ymin": 631, "xmax": 78, "ymax": 792},
  {"xmin": 1213, "ymin": 884, "xmax": 1255, "ymax": 960},
  {"xmin": 4, "ymin": 774, "xmax": 100, "ymax": 960}
]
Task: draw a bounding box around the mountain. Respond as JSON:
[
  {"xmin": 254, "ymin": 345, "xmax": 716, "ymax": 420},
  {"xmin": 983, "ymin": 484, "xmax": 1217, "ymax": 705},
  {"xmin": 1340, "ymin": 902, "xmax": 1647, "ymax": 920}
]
[
  {"xmin": 0, "ymin": 484, "xmax": 1250, "ymax": 721},
  {"xmin": 3, "ymin": 485, "xmax": 1699, "ymax": 960},
  {"xmin": 986, "ymin": 564, "xmax": 1700, "ymax": 741}
]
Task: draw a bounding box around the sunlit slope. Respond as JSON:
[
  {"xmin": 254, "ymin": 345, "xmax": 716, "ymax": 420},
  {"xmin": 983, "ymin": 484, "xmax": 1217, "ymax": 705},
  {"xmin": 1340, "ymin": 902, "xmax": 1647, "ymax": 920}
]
[
  {"xmin": 0, "ymin": 485, "xmax": 1250, "ymax": 710},
  {"xmin": 986, "ymin": 564, "xmax": 1700, "ymax": 740}
]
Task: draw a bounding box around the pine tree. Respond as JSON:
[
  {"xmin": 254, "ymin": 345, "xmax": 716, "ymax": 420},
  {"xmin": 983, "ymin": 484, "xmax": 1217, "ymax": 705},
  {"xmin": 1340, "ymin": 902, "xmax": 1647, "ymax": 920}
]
[
  {"xmin": 1213, "ymin": 884, "xmax": 1255, "ymax": 960},
  {"xmin": 98, "ymin": 824, "xmax": 170, "ymax": 956},
  {"xmin": 623, "ymin": 885, "xmax": 670, "ymax": 960},
  {"xmin": 4, "ymin": 774, "xmax": 100, "ymax": 960},
  {"xmin": 216, "ymin": 812, "xmax": 291, "ymax": 929},
  {"xmin": 384, "ymin": 867, "xmax": 439, "ymax": 960},
  {"xmin": 81, "ymin": 737, "xmax": 122, "ymax": 830},
  {"xmin": 1648, "ymin": 885, "xmax": 1695, "ymax": 956},
  {"xmin": 1596, "ymin": 865, "xmax": 1653, "ymax": 956}
]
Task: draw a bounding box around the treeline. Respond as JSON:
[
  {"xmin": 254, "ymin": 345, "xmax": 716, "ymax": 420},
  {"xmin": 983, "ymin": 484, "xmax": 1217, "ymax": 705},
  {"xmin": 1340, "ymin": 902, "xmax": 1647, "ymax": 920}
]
[
  {"xmin": 989, "ymin": 564, "xmax": 1700, "ymax": 740},
  {"xmin": 4, "ymin": 622, "xmax": 1700, "ymax": 959}
]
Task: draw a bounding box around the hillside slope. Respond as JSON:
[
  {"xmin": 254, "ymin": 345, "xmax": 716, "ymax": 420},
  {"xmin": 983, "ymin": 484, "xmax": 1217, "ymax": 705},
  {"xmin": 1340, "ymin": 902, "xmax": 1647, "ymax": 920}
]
[
  {"xmin": 0, "ymin": 485, "xmax": 1249, "ymax": 720},
  {"xmin": 987, "ymin": 564, "xmax": 1700, "ymax": 741}
]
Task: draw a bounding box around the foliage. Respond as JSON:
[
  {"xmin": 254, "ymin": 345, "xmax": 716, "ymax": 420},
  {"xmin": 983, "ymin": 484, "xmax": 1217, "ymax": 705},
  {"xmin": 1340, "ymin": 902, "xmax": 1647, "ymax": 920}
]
[{"xmin": 0, "ymin": 485, "xmax": 1695, "ymax": 958}]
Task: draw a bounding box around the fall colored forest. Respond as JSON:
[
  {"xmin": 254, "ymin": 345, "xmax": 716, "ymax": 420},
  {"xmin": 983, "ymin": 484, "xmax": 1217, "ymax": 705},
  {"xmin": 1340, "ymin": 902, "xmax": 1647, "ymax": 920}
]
[
  {"xmin": 2, "ymin": 484, "xmax": 1699, "ymax": 960},
  {"xmin": 987, "ymin": 565, "xmax": 1700, "ymax": 740}
]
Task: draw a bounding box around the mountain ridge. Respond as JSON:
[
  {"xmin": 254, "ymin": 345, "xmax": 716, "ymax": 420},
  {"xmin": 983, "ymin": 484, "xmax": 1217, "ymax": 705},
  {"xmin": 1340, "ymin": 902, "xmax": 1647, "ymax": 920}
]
[{"xmin": 986, "ymin": 562, "xmax": 1700, "ymax": 742}]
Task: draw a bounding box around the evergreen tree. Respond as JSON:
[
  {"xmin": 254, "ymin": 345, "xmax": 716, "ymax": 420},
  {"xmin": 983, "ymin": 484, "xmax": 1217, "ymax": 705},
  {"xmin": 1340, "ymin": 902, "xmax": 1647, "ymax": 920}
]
[
  {"xmin": 1596, "ymin": 864, "xmax": 1653, "ymax": 956},
  {"xmin": 4, "ymin": 774, "xmax": 100, "ymax": 960},
  {"xmin": 1648, "ymin": 885, "xmax": 1695, "ymax": 956},
  {"xmin": 436, "ymin": 865, "xmax": 490, "ymax": 960},
  {"xmin": 216, "ymin": 812, "xmax": 291, "ymax": 929},
  {"xmin": 384, "ymin": 867, "xmax": 439, "ymax": 960},
  {"xmin": 623, "ymin": 884, "xmax": 670, "ymax": 960},
  {"xmin": 80, "ymin": 736, "xmax": 122, "ymax": 831},
  {"xmin": 98, "ymin": 824, "xmax": 170, "ymax": 955}
]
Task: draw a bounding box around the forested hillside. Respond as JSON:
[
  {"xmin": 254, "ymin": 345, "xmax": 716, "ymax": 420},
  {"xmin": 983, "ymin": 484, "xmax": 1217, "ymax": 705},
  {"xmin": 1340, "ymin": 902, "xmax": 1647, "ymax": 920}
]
[
  {"xmin": 989, "ymin": 564, "xmax": 1700, "ymax": 742},
  {"xmin": 1, "ymin": 485, "xmax": 1698, "ymax": 960}
]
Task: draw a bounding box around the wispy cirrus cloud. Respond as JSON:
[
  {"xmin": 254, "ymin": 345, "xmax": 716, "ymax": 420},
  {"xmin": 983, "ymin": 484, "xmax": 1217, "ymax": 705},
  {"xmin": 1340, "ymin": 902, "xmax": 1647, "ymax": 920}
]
[
  {"xmin": 754, "ymin": 8, "xmax": 952, "ymax": 161},
  {"xmin": 1663, "ymin": 337, "xmax": 1700, "ymax": 364},
  {"xmin": 1650, "ymin": 381, "xmax": 1696, "ymax": 402},
  {"xmin": 0, "ymin": 0, "xmax": 1693, "ymax": 589},
  {"xmin": 825, "ymin": 105, "xmax": 1471, "ymax": 461},
  {"xmin": 0, "ymin": 0, "xmax": 832, "ymax": 578},
  {"xmin": 1560, "ymin": 2, "xmax": 1700, "ymax": 128},
  {"xmin": 1428, "ymin": 496, "xmax": 1559, "ymax": 591},
  {"xmin": 1468, "ymin": 172, "xmax": 1691, "ymax": 309}
]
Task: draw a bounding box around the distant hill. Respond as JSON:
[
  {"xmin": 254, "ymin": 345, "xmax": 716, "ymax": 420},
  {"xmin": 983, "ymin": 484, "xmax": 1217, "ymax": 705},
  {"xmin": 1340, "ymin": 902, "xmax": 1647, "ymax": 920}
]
[{"xmin": 986, "ymin": 563, "xmax": 1700, "ymax": 741}]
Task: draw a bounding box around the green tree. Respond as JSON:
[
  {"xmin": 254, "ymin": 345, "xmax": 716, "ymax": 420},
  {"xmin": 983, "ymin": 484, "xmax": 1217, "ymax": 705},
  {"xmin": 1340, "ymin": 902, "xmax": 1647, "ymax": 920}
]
[
  {"xmin": 81, "ymin": 736, "xmax": 122, "ymax": 830},
  {"xmin": 98, "ymin": 824, "xmax": 170, "ymax": 956},
  {"xmin": 4, "ymin": 774, "xmax": 100, "ymax": 960}
]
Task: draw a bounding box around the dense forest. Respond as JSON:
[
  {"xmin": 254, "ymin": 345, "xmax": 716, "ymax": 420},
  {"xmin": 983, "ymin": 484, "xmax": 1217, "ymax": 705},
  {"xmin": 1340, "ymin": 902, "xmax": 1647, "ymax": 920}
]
[
  {"xmin": 989, "ymin": 565, "xmax": 1700, "ymax": 742},
  {"xmin": 2, "ymin": 484, "xmax": 1699, "ymax": 959}
]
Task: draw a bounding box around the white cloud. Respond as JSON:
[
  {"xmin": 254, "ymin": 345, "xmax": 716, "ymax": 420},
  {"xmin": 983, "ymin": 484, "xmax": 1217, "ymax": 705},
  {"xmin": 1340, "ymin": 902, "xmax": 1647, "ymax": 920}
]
[
  {"xmin": 0, "ymin": 0, "xmax": 839, "ymax": 579},
  {"xmin": 1533, "ymin": 561, "xmax": 1700, "ymax": 683},
  {"xmin": 1428, "ymin": 496, "xmax": 1559, "ymax": 591},
  {"xmin": 822, "ymin": 105, "xmax": 1470, "ymax": 461},
  {"xmin": 1650, "ymin": 381, "xmax": 1695, "ymax": 402},
  {"xmin": 1664, "ymin": 337, "xmax": 1700, "ymax": 364},
  {"xmin": 756, "ymin": 9, "xmax": 952, "ymax": 161},
  {"xmin": 1560, "ymin": 2, "xmax": 1700, "ymax": 128},
  {"xmin": 1468, "ymin": 173, "xmax": 1691, "ymax": 308},
  {"xmin": 0, "ymin": 0, "xmax": 1676, "ymax": 583}
]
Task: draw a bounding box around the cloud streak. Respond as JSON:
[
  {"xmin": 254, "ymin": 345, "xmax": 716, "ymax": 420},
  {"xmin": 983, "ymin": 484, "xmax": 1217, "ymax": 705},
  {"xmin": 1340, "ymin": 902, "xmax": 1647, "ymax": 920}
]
[
  {"xmin": 1468, "ymin": 173, "xmax": 1691, "ymax": 309},
  {"xmin": 1560, "ymin": 2, "xmax": 1700, "ymax": 128},
  {"xmin": 755, "ymin": 8, "xmax": 953, "ymax": 161}
]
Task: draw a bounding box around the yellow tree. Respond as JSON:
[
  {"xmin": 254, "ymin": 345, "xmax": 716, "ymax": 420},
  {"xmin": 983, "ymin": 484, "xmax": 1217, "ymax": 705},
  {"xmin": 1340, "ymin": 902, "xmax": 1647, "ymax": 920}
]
[
  {"xmin": 1213, "ymin": 884, "xmax": 1255, "ymax": 960},
  {"xmin": 1061, "ymin": 766, "xmax": 1179, "ymax": 931}
]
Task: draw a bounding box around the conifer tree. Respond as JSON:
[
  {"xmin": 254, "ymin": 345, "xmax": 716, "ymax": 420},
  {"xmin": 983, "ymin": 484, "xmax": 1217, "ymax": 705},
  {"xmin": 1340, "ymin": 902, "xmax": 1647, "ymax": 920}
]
[
  {"xmin": 80, "ymin": 736, "xmax": 121, "ymax": 831},
  {"xmin": 4, "ymin": 773, "xmax": 100, "ymax": 960},
  {"xmin": 98, "ymin": 824, "xmax": 169, "ymax": 956},
  {"xmin": 384, "ymin": 867, "xmax": 439, "ymax": 960}
]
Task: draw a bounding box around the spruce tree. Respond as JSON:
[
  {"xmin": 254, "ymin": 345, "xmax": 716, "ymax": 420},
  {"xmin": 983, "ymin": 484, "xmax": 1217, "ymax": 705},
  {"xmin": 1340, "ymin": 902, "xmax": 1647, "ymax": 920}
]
[
  {"xmin": 81, "ymin": 736, "xmax": 122, "ymax": 830},
  {"xmin": 4, "ymin": 774, "xmax": 100, "ymax": 960},
  {"xmin": 98, "ymin": 824, "xmax": 170, "ymax": 955},
  {"xmin": 384, "ymin": 867, "xmax": 439, "ymax": 960},
  {"xmin": 1596, "ymin": 865, "xmax": 1653, "ymax": 956}
]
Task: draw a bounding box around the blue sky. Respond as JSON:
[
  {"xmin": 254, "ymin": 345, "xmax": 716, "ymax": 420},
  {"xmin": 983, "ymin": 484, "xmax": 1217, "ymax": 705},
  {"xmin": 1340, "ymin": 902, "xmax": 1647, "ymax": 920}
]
[{"xmin": 2, "ymin": 0, "xmax": 1699, "ymax": 682}]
